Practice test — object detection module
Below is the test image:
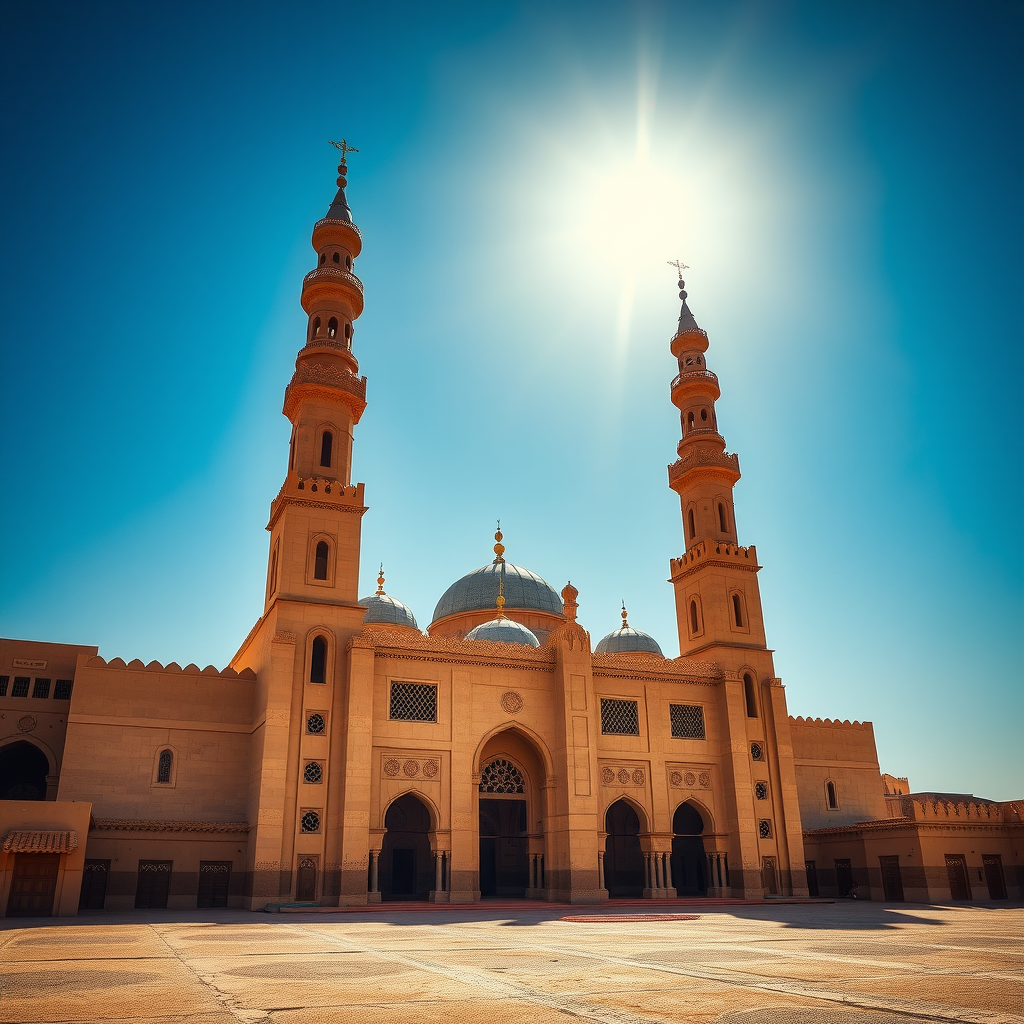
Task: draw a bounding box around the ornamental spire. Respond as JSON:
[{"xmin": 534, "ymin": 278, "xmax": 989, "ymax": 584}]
[
  {"xmin": 376, "ymin": 563, "xmax": 385, "ymax": 594},
  {"xmin": 325, "ymin": 139, "xmax": 358, "ymax": 223},
  {"xmin": 492, "ymin": 522, "xmax": 505, "ymax": 564},
  {"xmin": 620, "ymin": 600, "xmax": 629, "ymax": 629}
]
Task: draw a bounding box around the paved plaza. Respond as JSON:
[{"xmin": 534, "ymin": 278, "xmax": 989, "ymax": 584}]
[{"xmin": 0, "ymin": 902, "xmax": 1020, "ymax": 1024}]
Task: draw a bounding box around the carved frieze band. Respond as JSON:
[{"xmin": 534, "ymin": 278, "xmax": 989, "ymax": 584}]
[
  {"xmin": 382, "ymin": 757, "xmax": 440, "ymax": 780},
  {"xmin": 669, "ymin": 768, "xmax": 712, "ymax": 789},
  {"xmin": 92, "ymin": 819, "xmax": 250, "ymax": 834},
  {"xmin": 600, "ymin": 765, "xmax": 647, "ymax": 788}
]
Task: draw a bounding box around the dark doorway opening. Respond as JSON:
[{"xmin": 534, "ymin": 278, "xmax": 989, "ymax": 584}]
[
  {"xmin": 879, "ymin": 855, "xmax": 905, "ymax": 901},
  {"xmin": 79, "ymin": 859, "xmax": 110, "ymax": 911},
  {"xmin": 0, "ymin": 741, "xmax": 49, "ymax": 801},
  {"xmin": 604, "ymin": 800, "xmax": 645, "ymax": 898},
  {"xmin": 983, "ymin": 855, "xmax": 1007, "ymax": 900},
  {"xmin": 380, "ymin": 793, "xmax": 432, "ymax": 901},
  {"xmin": 296, "ymin": 857, "xmax": 317, "ymax": 901},
  {"xmin": 805, "ymin": 860, "xmax": 819, "ymax": 898},
  {"xmin": 7, "ymin": 853, "xmax": 59, "ymax": 917},
  {"xmin": 762, "ymin": 857, "xmax": 779, "ymax": 895},
  {"xmin": 671, "ymin": 802, "xmax": 707, "ymax": 896},
  {"xmin": 135, "ymin": 861, "xmax": 172, "ymax": 909},
  {"xmin": 834, "ymin": 858, "xmax": 854, "ymax": 898},
  {"xmin": 479, "ymin": 798, "xmax": 528, "ymax": 898},
  {"xmin": 945, "ymin": 854, "xmax": 972, "ymax": 900},
  {"xmin": 197, "ymin": 861, "xmax": 231, "ymax": 908}
]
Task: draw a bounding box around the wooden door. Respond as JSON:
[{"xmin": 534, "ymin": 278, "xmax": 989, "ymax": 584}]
[
  {"xmin": 879, "ymin": 855, "xmax": 904, "ymax": 901},
  {"xmin": 982, "ymin": 855, "xmax": 1006, "ymax": 900},
  {"xmin": 6, "ymin": 853, "xmax": 59, "ymax": 917},
  {"xmin": 135, "ymin": 861, "xmax": 172, "ymax": 909},
  {"xmin": 296, "ymin": 857, "xmax": 317, "ymax": 902},
  {"xmin": 197, "ymin": 862, "xmax": 231, "ymax": 908},
  {"xmin": 945, "ymin": 854, "xmax": 971, "ymax": 900},
  {"xmin": 79, "ymin": 859, "xmax": 110, "ymax": 911}
]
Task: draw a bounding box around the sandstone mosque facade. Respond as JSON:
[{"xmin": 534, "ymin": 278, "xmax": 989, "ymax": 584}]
[{"xmin": 1, "ymin": 156, "xmax": 1020, "ymax": 916}]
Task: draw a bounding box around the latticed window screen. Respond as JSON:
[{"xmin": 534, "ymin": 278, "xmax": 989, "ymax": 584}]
[
  {"xmin": 157, "ymin": 749, "xmax": 173, "ymax": 783},
  {"xmin": 54, "ymin": 679, "xmax": 73, "ymax": 701},
  {"xmin": 300, "ymin": 810, "xmax": 321, "ymax": 833},
  {"xmin": 750, "ymin": 742, "xmax": 764, "ymax": 761},
  {"xmin": 303, "ymin": 761, "xmax": 324, "ymax": 784},
  {"xmin": 754, "ymin": 781, "xmax": 769, "ymax": 800},
  {"xmin": 0, "ymin": 676, "xmax": 8, "ymax": 697},
  {"xmin": 479, "ymin": 757, "xmax": 525, "ymax": 793},
  {"xmin": 669, "ymin": 704, "xmax": 705, "ymax": 739},
  {"xmin": 600, "ymin": 698, "xmax": 640, "ymax": 736},
  {"xmin": 12, "ymin": 677, "xmax": 29, "ymax": 697},
  {"xmin": 758, "ymin": 818, "xmax": 773, "ymax": 839},
  {"xmin": 32, "ymin": 678, "xmax": 50, "ymax": 699},
  {"xmin": 306, "ymin": 713, "xmax": 326, "ymax": 734},
  {"xmin": 389, "ymin": 682, "xmax": 438, "ymax": 722}
]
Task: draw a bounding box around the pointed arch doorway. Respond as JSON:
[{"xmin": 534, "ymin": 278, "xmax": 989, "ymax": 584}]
[
  {"xmin": 604, "ymin": 800, "xmax": 646, "ymax": 898},
  {"xmin": 671, "ymin": 801, "xmax": 707, "ymax": 896},
  {"xmin": 478, "ymin": 729, "xmax": 546, "ymax": 899},
  {"xmin": 380, "ymin": 793, "xmax": 433, "ymax": 901}
]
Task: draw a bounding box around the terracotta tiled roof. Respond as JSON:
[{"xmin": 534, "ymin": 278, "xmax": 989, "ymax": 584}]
[{"xmin": 2, "ymin": 829, "xmax": 79, "ymax": 854}]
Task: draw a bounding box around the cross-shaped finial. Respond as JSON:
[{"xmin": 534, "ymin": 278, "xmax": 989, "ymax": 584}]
[
  {"xmin": 667, "ymin": 260, "xmax": 689, "ymax": 275},
  {"xmin": 329, "ymin": 139, "xmax": 359, "ymax": 160}
]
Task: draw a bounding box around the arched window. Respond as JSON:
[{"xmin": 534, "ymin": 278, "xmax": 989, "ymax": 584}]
[
  {"xmin": 332, "ymin": 252, "xmax": 340, "ymax": 263},
  {"xmin": 743, "ymin": 673, "xmax": 758, "ymax": 718},
  {"xmin": 732, "ymin": 593, "xmax": 744, "ymax": 627},
  {"xmin": 314, "ymin": 541, "xmax": 329, "ymax": 580},
  {"xmin": 319, "ymin": 253, "xmax": 326, "ymax": 265},
  {"xmin": 344, "ymin": 323, "xmax": 351, "ymax": 340},
  {"xmin": 320, "ymin": 430, "xmax": 333, "ymax": 468},
  {"xmin": 288, "ymin": 428, "xmax": 296, "ymax": 470},
  {"xmin": 479, "ymin": 757, "xmax": 525, "ymax": 793},
  {"xmin": 826, "ymin": 780, "xmax": 838, "ymax": 809},
  {"xmin": 268, "ymin": 544, "xmax": 279, "ymax": 597},
  {"xmin": 701, "ymin": 408, "xmax": 708, "ymax": 421},
  {"xmin": 689, "ymin": 599, "xmax": 700, "ymax": 635},
  {"xmin": 312, "ymin": 316, "xmax": 321, "ymax": 338},
  {"xmin": 687, "ymin": 509, "xmax": 696, "ymax": 540},
  {"xmin": 328, "ymin": 317, "xmax": 338, "ymax": 338},
  {"xmin": 345, "ymin": 255, "xmax": 352, "ymax": 269},
  {"xmin": 718, "ymin": 503, "xmax": 728, "ymax": 532},
  {"xmin": 687, "ymin": 411, "xmax": 695, "ymax": 431},
  {"xmin": 157, "ymin": 749, "xmax": 173, "ymax": 784},
  {"xmin": 310, "ymin": 635, "xmax": 327, "ymax": 684}
]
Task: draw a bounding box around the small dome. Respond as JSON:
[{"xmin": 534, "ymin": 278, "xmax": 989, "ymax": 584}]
[
  {"xmin": 359, "ymin": 591, "xmax": 418, "ymax": 630},
  {"xmin": 465, "ymin": 616, "xmax": 540, "ymax": 647},
  {"xmin": 595, "ymin": 625, "xmax": 663, "ymax": 657},
  {"xmin": 432, "ymin": 561, "xmax": 562, "ymax": 623}
]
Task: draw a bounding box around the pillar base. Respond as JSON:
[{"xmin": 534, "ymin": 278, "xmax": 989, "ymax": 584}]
[
  {"xmin": 642, "ymin": 888, "xmax": 675, "ymax": 899},
  {"xmin": 525, "ymin": 887, "xmax": 546, "ymax": 899},
  {"xmin": 366, "ymin": 891, "xmax": 382, "ymax": 904},
  {"xmin": 429, "ymin": 890, "xmax": 450, "ymax": 903}
]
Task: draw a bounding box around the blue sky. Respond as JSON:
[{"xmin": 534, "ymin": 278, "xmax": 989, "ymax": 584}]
[{"xmin": 1, "ymin": 1, "xmax": 1021, "ymax": 799}]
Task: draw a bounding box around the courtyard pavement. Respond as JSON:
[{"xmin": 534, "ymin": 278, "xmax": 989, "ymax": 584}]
[{"xmin": 0, "ymin": 901, "xmax": 1020, "ymax": 1023}]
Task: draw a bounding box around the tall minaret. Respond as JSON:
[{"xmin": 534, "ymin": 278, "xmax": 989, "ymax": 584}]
[
  {"xmin": 665, "ymin": 274, "xmax": 766, "ymax": 657},
  {"xmin": 264, "ymin": 145, "xmax": 369, "ymax": 610}
]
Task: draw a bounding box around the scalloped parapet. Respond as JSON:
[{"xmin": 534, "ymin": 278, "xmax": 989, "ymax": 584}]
[
  {"xmin": 267, "ymin": 478, "xmax": 367, "ymax": 531},
  {"xmin": 670, "ymin": 540, "xmax": 759, "ymax": 580},
  {"xmin": 789, "ymin": 715, "xmax": 870, "ymax": 728},
  {"xmin": 898, "ymin": 797, "xmax": 1004, "ymax": 823},
  {"xmin": 79, "ymin": 655, "xmax": 251, "ymax": 679}
]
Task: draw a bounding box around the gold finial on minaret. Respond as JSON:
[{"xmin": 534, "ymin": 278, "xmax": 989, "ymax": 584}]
[
  {"xmin": 496, "ymin": 573, "xmax": 506, "ymax": 617},
  {"xmin": 621, "ymin": 601, "xmax": 629, "ymax": 629},
  {"xmin": 376, "ymin": 563, "xmax": 385, "ymax": 594},
  {"xmin": 328, "ymin": 138, "xmax": 359, "ymax": 186},
  {"xmin": 493, "ymin": 520, "xmax": 505, "ymax": 563}
]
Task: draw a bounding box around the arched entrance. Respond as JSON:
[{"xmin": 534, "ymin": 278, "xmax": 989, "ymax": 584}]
[
  {"xmin": 0, "ymin": 741, "xmax": 49, "ymax": 801},
  {"xmin": 604, "ymin": 800, "xmax": 645, "ymax": 898},
  {"xmin": 477, "ymin": 729, "xmax": 546, "ymax": 899},
  {"xmin": 671, "ymin": 801, "xmax": 707, "ymax": 896},
  {"xmin": 380, "ymin": 794, "xmax": 433, "ymax": 901}
]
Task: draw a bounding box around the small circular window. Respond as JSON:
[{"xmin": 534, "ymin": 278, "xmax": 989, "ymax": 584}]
[
  {"xmin": 300, "ymin": 810, "xmax": 321, "ymax": 833},
  {"xmin": 754, "ymin": 781, "xmax": 769, "ymax": 800},
  {"xmin": 750, "ymin": 742, "xmax": 764, "ymax": 761},
  {"xmin": 303, "ymin": 761, "xmax": 324, "ymax": 784},
  {"xmin": 306, "ymin": 713, "xmax": 325, "ymax": 735}
]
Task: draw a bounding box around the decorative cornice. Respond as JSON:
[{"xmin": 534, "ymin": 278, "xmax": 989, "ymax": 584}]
[
  {"xmin": 267, "ymin": 479, "xmax": 367, "ymax": 531},
  {"xmin": 91, "ymin": 819, "xmax": 250, "ymax": 834},
  {"xmin": 592, "ymin": 653, "xmax": 722, "ymax": 685},
  {"xmin": 804, "ymin": 818, "xmax": 1023, "ymax": 838},
  {"xmin": 670, "ymin": 540, "xmax": 760, "ymax": 581},
  {"xmin": 668, "ymin": 449, "xmax": 740, "ymax": 487}
]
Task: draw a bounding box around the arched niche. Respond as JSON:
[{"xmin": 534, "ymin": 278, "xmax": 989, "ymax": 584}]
[
  {"xmin": 604, "ymin": 798, "xmax": 647, "ymax": 898},
  {"xmin": 379, "ymin": 792, "xmax": 433, "ymax": 901},
  {"xmin": 0, "ymin": 740, "xmax": 52, "ymax": 801},
  {"xmin": 671, "ymin": 800, "xmax": 708, "ymax": 896}
]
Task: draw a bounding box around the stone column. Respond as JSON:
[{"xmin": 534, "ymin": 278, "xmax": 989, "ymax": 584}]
[
  {"xmin": 654, "ymin": 852, "xmax": 664, "ymax": 890},
  {"xmin": 662, "ymin": 852, "xmax": 671, "ymax": 891},
  {"xmin": 369, "ymin": 850, "xmax": 379, "ymax": 896},
  {"xmin": 434, "ymin": 852, "xmax": 443, "ymax": 893},
  {"xmin": 597, "ymin": 851, "xmax": 605, "ymax": 890}
]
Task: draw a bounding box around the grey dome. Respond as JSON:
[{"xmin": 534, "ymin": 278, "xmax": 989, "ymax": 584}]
[
  {"xmin": 465, "ymin": 616, "xmax": 541, "ymax": 647},
  {"xmin": 432, "ymin": 562, "xmax": 562, "ymax": 623},
  {"xmin": 595, "ymin": 626, "xmax": 663, "ymax": 657},
  {"xmin": 359, "ymin": 591, "xmax": 418, "ymax": 629}
]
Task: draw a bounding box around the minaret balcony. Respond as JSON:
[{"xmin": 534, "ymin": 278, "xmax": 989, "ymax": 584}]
[
  {"xmin": 670, "ymin": 539, "xmax": 759, "ymax": 581},
  {"xmin": 670, "ymin": 369, "xmax": 720, "ymax": 403},
  {"xmin": 301, "ymin": 267, "xmax": 365, "ymax": 316},
  {"xmin": 668, "ymin": 448, "xmax": 740, "ymax": 489}
]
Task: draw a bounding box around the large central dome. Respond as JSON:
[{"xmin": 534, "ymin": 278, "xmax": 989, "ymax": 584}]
[{"xmin": 431, "ymin": 562, "xmax": 563, "ymax": 623}]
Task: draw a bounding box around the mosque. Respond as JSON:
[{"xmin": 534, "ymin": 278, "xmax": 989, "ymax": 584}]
[{"xmin": 0, "ymin": 153, "xmax": 1019, "ymax": 916}]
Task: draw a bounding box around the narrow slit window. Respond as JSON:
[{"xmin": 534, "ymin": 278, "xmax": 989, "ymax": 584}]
[
  {"xmin": 744, "ymin": 673, "xmax": 758, "ymax": 718},
  {"xmin": 689, "ymin": 599, "xmax": 699, "ymax": 635},
  {"xmin": 332, "ymin": 252, "xmax": 340, "ymax": 263},
  {"xmin": 732, "ymin": 593, "xmax": 744, "ymax": 627},
  {"xmin": 157, "ymin": 749, "xmax": 173, "ymax": 784},
  {"xmin": 314, "ymin": 541, "xmax": 329, "ymax": 580},
  {"xmin": 328, "ymin": 317, "xmax": 338, "ymax": 338},
  {"xmin": 826, "ymin": 781, "xmax": 838, "ymax": 809},
  {"xmin": 718, "ymin": 503, "xmax": 727, "ymax": 532},
  {"xmin": 312, "ymin": 316, "xmax": 321, "ymax": 338},
  {"xmin": 687, "ymin": 509, "xmax": 696, "ymax": 540},
  {"xmin": 310, "ymin": 635, "xmax": 327, "ymax": 684},
  {"xmin": 268, "ymin": 545, "xmax": 279, "ymax": 596},
  {"xmin": 319, "ymin": 253, "xmax": 326, "ymax": 265},
  {"xmin": 687, "ymin": 411, "xmax": 695, "ymax": 430},
  {"xmin": 320, "ymin": 431, "xmax": 333, "ymax": 468}
]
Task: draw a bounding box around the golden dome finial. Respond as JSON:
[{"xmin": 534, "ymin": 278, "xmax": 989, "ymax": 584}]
[
  {"xmin": 376, "ymin": 563, "xmax": 385, "ymax": 594},
  {"xmin": 496, "ymin": 573, "xmax": 506, "ymax": 617},
  {"xmin": 621, "ymin": 600, "xmax": 629, "ymax": 629},
  {"xmin": 493, "ymin": 519, "xmax": 505, "ymax": 563}
]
